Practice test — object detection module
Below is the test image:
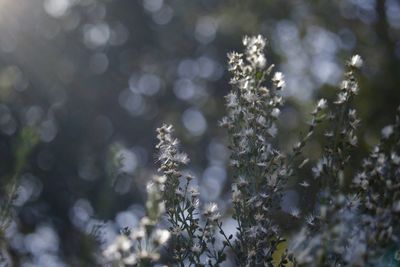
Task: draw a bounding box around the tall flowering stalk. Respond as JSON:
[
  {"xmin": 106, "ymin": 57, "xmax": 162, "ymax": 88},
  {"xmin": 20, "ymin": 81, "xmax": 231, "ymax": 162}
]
[
  {"xmin": 220, "ymin": 35, "xmax": 290, "ymax": 266},
  {"xmin": 156, "ymin": 124, "xmax": 227, "ymax": 266},
  {"xmin": 290, "ymin": 55, "xmax": 365, "ymax": 266}
]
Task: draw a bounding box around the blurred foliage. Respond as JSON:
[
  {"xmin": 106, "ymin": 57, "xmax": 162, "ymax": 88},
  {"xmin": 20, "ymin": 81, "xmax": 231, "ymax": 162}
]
[
  {"xmin": 0, "ymin": 0, "xmax": 398, "ymax": 265},
  {"xmin": 0, "ymin": 127, "xmax": 38, "ymax": 266}
]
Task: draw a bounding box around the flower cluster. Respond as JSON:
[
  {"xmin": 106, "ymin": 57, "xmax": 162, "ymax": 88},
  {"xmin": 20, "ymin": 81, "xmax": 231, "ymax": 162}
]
[
  {"xmin": 156, "ymin": 124, "xmax": 227, "ymax": 266},
  {"xmin": 289, "ymin": 54, "xmax": 400, "ymax": 266},
  {"xmin": 103, "ymin": 124, "xmax": 228, "ymax": 267},
  {"xmin": 103, "ymin": 174, "xmax": 170, "ymax": 266},
  {"xmin": 354, "ymin": 106, "xmax": 400, "ymax": 262}
]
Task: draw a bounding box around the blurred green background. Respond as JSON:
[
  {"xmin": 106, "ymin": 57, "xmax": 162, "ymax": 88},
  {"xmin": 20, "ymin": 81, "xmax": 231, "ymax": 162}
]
[{"xmin": 0, "ymin": 0, "xmax": 399, "ymax": 265}]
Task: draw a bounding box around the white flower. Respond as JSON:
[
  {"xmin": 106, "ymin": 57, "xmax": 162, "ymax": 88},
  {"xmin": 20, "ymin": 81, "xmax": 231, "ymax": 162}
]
[
  {"xmin": 341, "ymin": 80, "xmax": 350, "ymax": 90},
  {"xmin": 312, "ymin": 159, "xmax": 325, "ymax": 178},
  {"xmin": 170, "ymin": 226, "xmax": 182, "ymax": 236},
  {"xmin": 116, "ymin": 235, "xmax": 132, "ymax": 251},
  {"xmin": 191, "ymin": 243, "xmax": 202, "ymax": 254},
  {"xmin": 225, "ymin": 92, "xmax": 238, "ymax": 108},
  {"xmin": 152, "ymin": 229, "xmax": 170, "ymax": 246},
  {"xmin": 205, "ymin": 202, "xmax": 218, "ymax": 213},
  {"xmin": 254, "ymin": 213, "xmax": 264, "ymax": 221},
  {"xmin": 175, "ymin": 152, "xmax": 189, "ymax": 164},
  {"xmin": 316, "ymin": 98, "xmax": 327, "ymax": 110},
  {"xmin": 246, "ymin": 226, "xmax": 259, "ymax": 238},
  {"xmin": 289, "ymin": 207, "xmax": 301, "ymax": 218},
  {"xmin": 203, "ymin": 202, "xmax": 220, "ymax": 220},
  {"xmin": 273, "ymin": 72, "xmax": 284, "ymax": 81},
  {"xmin": 381, "ymin": 125, "xmax": 394, "ymax": 139},
  {"xmin": 175, "ymin": 187, "xmax": 184, "ymax": 197},
  {"xmin": 131, "ymin": 226, "xmax": 146, "ymax": 240},
  {"xmin": 350, "ymin": 54, "xmax": 363, "ymax": 68},
  {"xmin": 103, "ymin": 243, "xmax": 121, "ymax": 260},
  {"xmin": 271, "ymin": 108, "xmax": 280, "ymax": 118},
  {"xmin": 146, "ymin": 182, "xmax": 156, "ymax": 194},
  {"xmin": 259, "ymin": 86, "xmax": 270, "ymax": 96},
  {"xmin": 242, "ymin": 35, "xmax": 251, "ymax": 46},
  {"xmin": 140, "ymin": 216, "xmax": 152, "ymax": 227},
  {"xmin": 305, "ymin": 214, "xmax": 315, "ymax": 226},
  {"xmin": 391, "ymin": 152, "xmax": 400, "ymax": 165},
  {"xmin": 299, "ymin": 180, "xmax": 310, "ymax": 187},
  {"xmin": 335, "ymin": 92, "xmax": 347, "ymax": 104},
  {"xmin": 219, "ymin": 117, "xmax": 230, "ymax": 128},
  {"xmin": 227, "ymin": 52, "xmax": 243, "ymax": 69},
  {"xmin": 254, "ymin": 54, "xmax": 266, "ymax": 68},
  {"xmin": 153, "ymin": 175, "xmax": 167, "ymax": 184},
  {"xmin": 267, "ymin": 124, "xmax": 277, "ymax": 137},
  {"xmin": 123, "ymin": 254, "xmax": 137, "ymax": 265},
  {"xmin": 189, "ymin": 186, "xmax": 200, "ymax": 197},
  {"xmin": 232, "ymin": 187, "xmax": 241, "ymax": 203},
  {"xmin": 272, "ymin": 72, "xmax": 286, "ymax": 89},
  {"xmin": 103, "ymin": 235, "xmax": 132, "ymax": 261}
]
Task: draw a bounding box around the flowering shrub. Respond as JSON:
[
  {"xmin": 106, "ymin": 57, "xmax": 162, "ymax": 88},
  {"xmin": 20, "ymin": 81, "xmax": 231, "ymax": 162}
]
[{"xmin": 103, "ymin": 35, "xmax": 399, "ymax": 266}]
